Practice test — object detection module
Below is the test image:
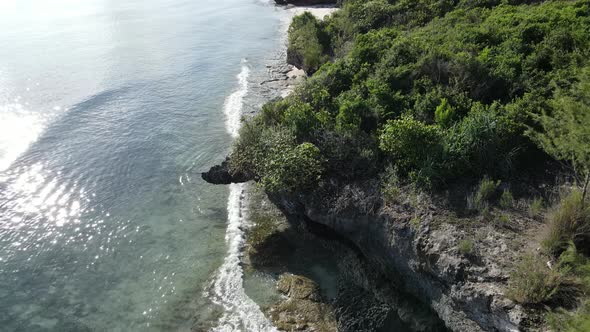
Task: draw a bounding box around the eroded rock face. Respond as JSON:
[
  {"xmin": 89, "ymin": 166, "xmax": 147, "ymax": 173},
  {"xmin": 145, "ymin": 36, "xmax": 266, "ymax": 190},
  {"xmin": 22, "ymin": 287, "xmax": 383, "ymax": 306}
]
[
  {"xmin": 201, "ymin": 161, "xmax": 528, "ymax": 331},
  {"xmin": 269, "ymin": 274, "xmax": 337, "ymax": 332},
  {"xmin": 267, "ymin": 183, "xmax": 527, "ymax": 332}
]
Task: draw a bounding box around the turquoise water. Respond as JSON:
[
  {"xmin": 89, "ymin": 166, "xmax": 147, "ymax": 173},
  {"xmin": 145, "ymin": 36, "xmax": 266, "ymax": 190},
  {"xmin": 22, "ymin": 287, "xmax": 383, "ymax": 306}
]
[{"xmin": 0, "ymin": 0, "xmax": 288, "ymax": 330}]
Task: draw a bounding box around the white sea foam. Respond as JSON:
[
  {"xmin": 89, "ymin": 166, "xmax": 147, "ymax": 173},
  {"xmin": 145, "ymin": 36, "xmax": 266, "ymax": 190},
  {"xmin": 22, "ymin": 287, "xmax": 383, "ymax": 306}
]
[
  {"xmin": 0, "ymin": 102, "xmax": 46, "ymax": 172},
  {"xmin": 223, "ymin": 62, "xmax": 250, "ymax": 139},
  {"xmin": 208, "ymin": 62, "xmax": 277, "ymax": 332}
]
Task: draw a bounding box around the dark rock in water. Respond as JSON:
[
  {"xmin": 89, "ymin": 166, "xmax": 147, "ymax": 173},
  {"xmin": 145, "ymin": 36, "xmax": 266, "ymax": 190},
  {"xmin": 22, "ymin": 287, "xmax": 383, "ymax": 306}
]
[
  {"xmin": 201, "ymin": 158, "xmax": 251, "ymax": 184},
  {"xmin": 275, "ymin": 0, "xmax": 337, "ymax": 5}
]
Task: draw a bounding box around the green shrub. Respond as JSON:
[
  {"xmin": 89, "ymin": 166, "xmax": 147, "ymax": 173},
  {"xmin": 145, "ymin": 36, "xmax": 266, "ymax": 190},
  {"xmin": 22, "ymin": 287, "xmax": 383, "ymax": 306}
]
[
  {"xmin": 500, "ymin": 189, "xmax": 514, "ymax": 209},
  {"xmin": 282, "ymin": 99, "xmax": 321, "ymax": 139},
  {"xmin": 259, "ymin": 141, "xmax": 325, "ymax": 193},
  {"xmin": 529, "ymin": 197, "xmax": 544, "ymax": 218},
  {"xmin": 543, "ymin": 189, "xmax": 590, "ymax": 257},
  {"xmin": 444, "ymin": 108, "xmax": 518, "ymax": 178},
  {"xmin": 335, "ymin": 95, "xmax": 364, "ymax": 133},
  {"xmin": 229, "ymin": 121, "xmax": 289, "ymax": 179},
  {"xmin": 506, "ymin": 254, "xmax": 565, "ymax": 304},
  {"xmin": 474, "ymin": 177, "xmax": 500, "ymax": 209},
  {"xmin": 229, "ymin": 123, "xmax": 325, "ymax": 194},
  {"xmin": 434, "ymin": 98, "xmax": 455, "ymax": 127},
  {"xmin": 231, "ymin": 0, "xmax": 590, "ymax": 209},
  {"xmin": 528, "ymin": 67, "xmax": 590, "ymax": 198},
  {"xmin": 379, "ymin": 116, "xmax": 443, "ymax": 173},
  {"xmin": 458, "ymin": 239, "xmax": 474, "ymax": 256}
]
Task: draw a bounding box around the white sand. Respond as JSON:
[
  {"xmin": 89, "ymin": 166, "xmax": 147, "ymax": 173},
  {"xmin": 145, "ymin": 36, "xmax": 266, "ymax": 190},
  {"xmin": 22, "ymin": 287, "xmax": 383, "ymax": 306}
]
[{"xmin": 289, "ymin": 6, "xmax": 338, "ymax": 20}]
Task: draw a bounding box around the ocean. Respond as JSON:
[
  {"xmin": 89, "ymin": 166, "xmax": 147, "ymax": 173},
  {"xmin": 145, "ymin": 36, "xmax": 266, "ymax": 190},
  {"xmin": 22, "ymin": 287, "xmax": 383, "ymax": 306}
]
[{"xmin": 0, "ymin": 0, "xmax": 290, "ymax": 330}]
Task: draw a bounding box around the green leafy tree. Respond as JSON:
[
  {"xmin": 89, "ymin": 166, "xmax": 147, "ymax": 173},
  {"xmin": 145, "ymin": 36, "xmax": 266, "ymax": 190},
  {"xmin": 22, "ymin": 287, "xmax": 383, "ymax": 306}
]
[
  {"xmin": 288, "ymin": 12, "xmax": 330, "ymax": 74},
  {"xmin": 530, "ymin": 68, "xmax": 590, "ymax": 203}
]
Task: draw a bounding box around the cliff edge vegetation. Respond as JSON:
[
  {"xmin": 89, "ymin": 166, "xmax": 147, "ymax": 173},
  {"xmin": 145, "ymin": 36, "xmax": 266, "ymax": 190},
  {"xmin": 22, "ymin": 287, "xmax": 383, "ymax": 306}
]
[{"xmin": 221, "ymin": 0, "xmax": 590, "ymax": 330}]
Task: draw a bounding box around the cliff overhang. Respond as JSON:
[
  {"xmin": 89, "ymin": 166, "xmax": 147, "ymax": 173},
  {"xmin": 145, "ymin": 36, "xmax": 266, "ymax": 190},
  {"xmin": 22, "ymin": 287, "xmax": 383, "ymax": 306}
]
[{"xmin": 202, "ymin": 164, "xmax": 529, "ymax": 331}]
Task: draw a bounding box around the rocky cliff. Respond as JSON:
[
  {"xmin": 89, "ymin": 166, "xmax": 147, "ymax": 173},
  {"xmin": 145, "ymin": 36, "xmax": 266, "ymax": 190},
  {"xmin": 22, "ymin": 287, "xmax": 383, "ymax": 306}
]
[{"xmin": 202, "ymin": 166, "xmax": 532, "ymax": 331}]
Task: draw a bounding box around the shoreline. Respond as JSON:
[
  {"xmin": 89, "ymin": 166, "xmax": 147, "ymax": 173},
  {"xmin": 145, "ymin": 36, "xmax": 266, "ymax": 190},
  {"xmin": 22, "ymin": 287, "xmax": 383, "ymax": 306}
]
[
  {"xmin": 238, "ymin": 5, "xmax": 446, "ymax": 332},
  {"xmin": 206, "ymin": 4, "xmax": 339, "ymax": 331}
]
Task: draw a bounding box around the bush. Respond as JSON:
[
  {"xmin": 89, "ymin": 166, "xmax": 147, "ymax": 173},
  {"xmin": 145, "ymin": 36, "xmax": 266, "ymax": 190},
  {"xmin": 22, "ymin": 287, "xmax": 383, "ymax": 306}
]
[
  {"xmin": 229, "ymin": 121, "xmax": 288, "ymax": 179},
  {"xmin": 434, "ymin": 98, "xmax": 455, "ymax": 127},
  {"xmin": 335, "ymin": 95, "xmax": 364, "ymax": 133},
  {"xmin": 500, "ymin": 189, "xmax": 514, "ymax": 209},
  {"xmin": 287, "ymin": 12, "xmax": 331, "ymax": 74},
  {"xmin": 528, "ymin": 67, "xmax": 590, "ymax": 198},
  {"xmin": 506, "ymin": 254, "xmax": 565, "ymax": 304},
  {"xmin": 444, "ymin": 108, "xmax": 519, "ymax": 178},
  {"xmin": 543, "ymin": 189, "xmax": 590, "ymax": 257},
  {"xmin": 229, "ymin": 123, "xmax": 325, "ymax": 194},
  {"xmin": 260, "ymin": 141, "xmax": 325, "ymax": 193},
  {"xmin": 545, "ymin": 243, "xmax": 590, "ymax": 329},
  {"xmin": 282, "ymin": 98, "xmax": 322, "ymax": 139},
  {"xmin": 230, "ymin": 0, "xmax": 590, "ymax": 212},
  {"xmin": 379, "ymin": 116, "xmax": 443, "ymax": 173}
]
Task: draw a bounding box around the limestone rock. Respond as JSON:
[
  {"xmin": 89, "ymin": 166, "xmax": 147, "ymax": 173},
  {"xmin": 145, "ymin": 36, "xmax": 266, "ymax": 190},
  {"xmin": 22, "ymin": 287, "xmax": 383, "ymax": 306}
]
[{"xmin": 270, "ymin": 273, "xmax": 336, "ymax": 332}]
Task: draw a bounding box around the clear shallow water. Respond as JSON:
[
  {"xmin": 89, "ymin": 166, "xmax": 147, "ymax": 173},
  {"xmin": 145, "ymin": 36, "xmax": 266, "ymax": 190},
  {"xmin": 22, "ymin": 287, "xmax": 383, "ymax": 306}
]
[{"xmin": 0, "ymin": 0, "xmax": 287, "ymax": 330}]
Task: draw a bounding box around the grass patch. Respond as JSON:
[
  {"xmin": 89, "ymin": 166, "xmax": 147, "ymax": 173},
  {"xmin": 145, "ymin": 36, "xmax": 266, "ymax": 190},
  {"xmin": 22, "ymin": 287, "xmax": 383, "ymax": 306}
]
[
  {"xmin": 529, "ymin": 197, "xmax": 544, "ymax": 219},
  {"xmin": 500, "ymin": 189, "xmax": 514, "ymax": 209},
  {"xmin": 382, "ymin": 167, "xmax": 401, "ymax": 205},
  {"xmin": 543, "ymin": 189, "xmax": 590, "ymax": 257},
  {"xmin": 474, "ymin": 177, "xmax": 500, "ymax": 210},
  {"xmin": 458, "ymin": 239, "xmax": 474, "ymax": 256},
  {"xmin": 497, "ymin": 214, "xmax": 510, "ymax": 225},
  {"xmin": 506, "ymin": 254, "xmax": 565, "ymax": 304},
  {"xmin": 410, "ymin": 215, "xmax": 420, "ymax": 228},
  {"xmin": 481, "ymin": 206, "xmax": 493, "ymax": 222}
]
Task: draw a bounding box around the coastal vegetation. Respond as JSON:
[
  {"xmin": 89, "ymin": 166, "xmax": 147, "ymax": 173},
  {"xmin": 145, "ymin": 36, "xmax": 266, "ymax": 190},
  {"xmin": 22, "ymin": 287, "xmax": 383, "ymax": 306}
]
[{"xmin": 228, "ymin": 0, "xmax": 590, "ymax": 329}]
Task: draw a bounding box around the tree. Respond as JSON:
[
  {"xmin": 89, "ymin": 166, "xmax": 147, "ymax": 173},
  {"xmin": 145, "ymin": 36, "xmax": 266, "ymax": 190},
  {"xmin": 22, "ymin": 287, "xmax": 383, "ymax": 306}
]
[
  {"xmin": 530, "ymin": 68, "xmax": 590, "ymax": 203},
  {"xmin": 379, "ymin": 116, "xmax": 443, "ymax": 171}
]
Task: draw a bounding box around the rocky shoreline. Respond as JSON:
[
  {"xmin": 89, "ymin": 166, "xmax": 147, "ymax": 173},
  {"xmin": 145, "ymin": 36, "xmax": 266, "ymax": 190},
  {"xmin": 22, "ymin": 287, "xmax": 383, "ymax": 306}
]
[{"xmin": 242, "ymin": 186, "xmax": 447, "ymax": 331}]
